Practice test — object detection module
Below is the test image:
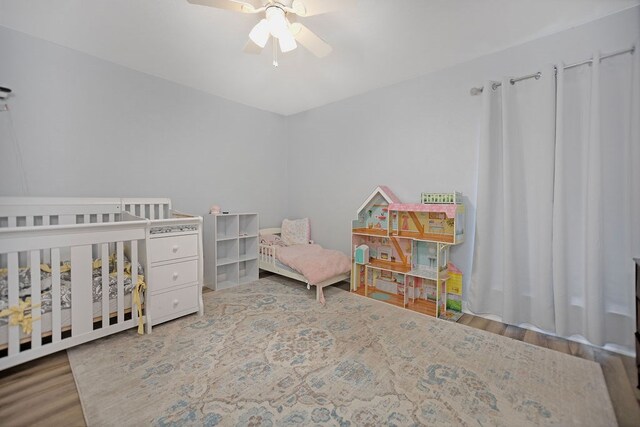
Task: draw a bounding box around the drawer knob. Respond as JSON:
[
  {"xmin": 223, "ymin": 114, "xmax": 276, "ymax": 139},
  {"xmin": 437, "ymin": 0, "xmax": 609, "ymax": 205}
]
[
  {"xmin": 172, "ymin": 245, "xmax": 179, "ymax": 253},
  {"xmin": 172, "ymin": 272, "xmax": 179, "ymax": 280},
  {"xmin": 173, "ymin": 299, "xmax": 179, "ymax": 307}
]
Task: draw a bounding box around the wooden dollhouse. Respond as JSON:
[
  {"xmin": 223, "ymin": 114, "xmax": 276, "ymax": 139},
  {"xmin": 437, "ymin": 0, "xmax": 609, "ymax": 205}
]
[{"xmin": 351, "ymin": 186, "xmax": 465, "ymax": 318}]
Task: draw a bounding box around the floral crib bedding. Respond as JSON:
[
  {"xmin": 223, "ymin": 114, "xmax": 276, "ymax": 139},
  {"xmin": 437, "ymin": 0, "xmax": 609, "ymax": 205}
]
[{"xmin": 0, "ymin": 255, "xmax": 144, "ymax": 326}]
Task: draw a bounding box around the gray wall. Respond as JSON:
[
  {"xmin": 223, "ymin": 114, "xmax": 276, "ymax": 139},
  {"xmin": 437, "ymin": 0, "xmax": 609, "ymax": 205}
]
[
  {"xmin": 0, "ymin": 26, "xmax": 288, "ymax": 227},
  {"xmin": 1, "ymin": 7, "xmax": 638, "ymax": 294},
  {"xmin": 285, "ymin": 7, "xmax": 640, "ymax": 292}
]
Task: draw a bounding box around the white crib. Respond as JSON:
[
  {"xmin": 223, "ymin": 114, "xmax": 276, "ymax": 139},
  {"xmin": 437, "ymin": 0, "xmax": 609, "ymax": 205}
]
[{"xmin": 0, "ymin": 197, "xmax": 203, "ymax": 370}]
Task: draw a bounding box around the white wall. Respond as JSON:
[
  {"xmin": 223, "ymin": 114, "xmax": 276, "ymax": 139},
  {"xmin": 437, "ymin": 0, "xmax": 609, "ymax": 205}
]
[
  {"xmin": 285, "ymin": 7, "xmax": 640, "ymax": 292},
  {"xmin": 1, "ymin": 7, "xmax": 638, "ymax": 294},
  {"xmin": 0, "ymin": 26, "xmax": 288, "ymax": 227}
]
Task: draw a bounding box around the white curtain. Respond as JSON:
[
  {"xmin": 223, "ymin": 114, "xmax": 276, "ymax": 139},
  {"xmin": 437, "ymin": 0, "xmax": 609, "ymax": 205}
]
[
  {"xmin": 470, "ymin": 65, "xmax": 557, "ymax": 331},
  {"xmin": 553, "ymin": 50, "xmax": 639, "ymax": 350},
  {"xmin": 471, "ymin": 48, "xmax": 639, "ymax": 352}
]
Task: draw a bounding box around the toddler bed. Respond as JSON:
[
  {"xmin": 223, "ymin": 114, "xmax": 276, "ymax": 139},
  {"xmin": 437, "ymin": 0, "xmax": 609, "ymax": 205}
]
[
  {"xmin": 0, "ymin": 197, "xmax": 203, "ymax": 370},
  {"xmin": 258, "ymin": 221, "xmax": 350, "ymax": 303}
]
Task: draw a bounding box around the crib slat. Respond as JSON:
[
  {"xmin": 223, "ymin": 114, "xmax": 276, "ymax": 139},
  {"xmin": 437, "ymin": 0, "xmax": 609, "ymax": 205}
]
[
  {"xmin": 51, "ymin": 249, "xmax": 61, "ymax": 343},
  {"xmin": 30, "ymin": 251, "xmax": 42, "ymax": 349},
  {"xmin": 42, "ymin": 217, "xmax": 51, "ymax": 265},
  {"xmin": 130, "ymin": 241, "xmax": 138, "ymax": 325},
  {"xmin": 70, "ymin": 245, "xmax": 93, "ymax": 336},
  {"xmin": 26, "ymin": 216, "xmax": 33, "ymax": 227},
  {"xmin": 101, "ymin": 243, "xmax": 109, "ymax": 327},
  {"xmin": 117, "ymin": 241, "xmax": 124, "ymax": 323},
  {"xmin": 7, "ymin": 252, "xmax": 19, "ymax": 356}
]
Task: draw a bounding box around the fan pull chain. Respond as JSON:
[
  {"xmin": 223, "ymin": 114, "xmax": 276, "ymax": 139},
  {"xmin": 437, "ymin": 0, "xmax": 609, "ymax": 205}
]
[{"xmin": 272, "ymin": 39, "xmax": 278, "ymax": 67}]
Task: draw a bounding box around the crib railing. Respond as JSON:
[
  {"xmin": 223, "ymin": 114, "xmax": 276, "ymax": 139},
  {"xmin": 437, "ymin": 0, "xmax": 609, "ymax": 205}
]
[
  {"xmin": 0, "ymin": 197, "xmax": 123, "ymax": 229},
  {"xmin": 122, "ymin": 198, "xmax": 171, "ymax": 220},
  {"xmin": 0, "ymin": 220, "xmax": 147, "ymax": 370},
  {"xmin": 0, "ymin": 197, "xmax": 173, "ymax": 228}
]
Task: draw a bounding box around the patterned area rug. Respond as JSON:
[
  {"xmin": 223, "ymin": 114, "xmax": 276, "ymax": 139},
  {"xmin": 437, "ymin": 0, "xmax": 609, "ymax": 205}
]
[{"xmin": 68, "ymin": 277, "xmax": 616, "ymax": 426}]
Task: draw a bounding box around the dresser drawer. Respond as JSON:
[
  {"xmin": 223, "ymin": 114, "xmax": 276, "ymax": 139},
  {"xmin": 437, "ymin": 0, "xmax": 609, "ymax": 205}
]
[
  {"xmin": 149, "ymin": 285, "xmax": 199, "ymax": 323},
  {"xmin": 149, "ymin": 259, "xmax": 198, "ymax": 294},
  {"xmin": 149, "ymin": 234, "xmax": 198, "ymax": 263}
]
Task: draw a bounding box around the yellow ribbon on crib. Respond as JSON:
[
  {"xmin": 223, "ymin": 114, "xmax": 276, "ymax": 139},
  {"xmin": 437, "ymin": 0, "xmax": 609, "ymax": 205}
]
[
  {"xmin": 0, "ymin": 263, "xmax": 70, "ymax": 276},
  {"xmin": 132, "ymin": 276, "xmax": 146, "ymax": 335},
  {"xmin": 39, "ymin": 262, "xmax": 71, "ymax": 273},
  {"xmin": 0, "ymin": 298, "xmax": 41, "ymax": 335}
]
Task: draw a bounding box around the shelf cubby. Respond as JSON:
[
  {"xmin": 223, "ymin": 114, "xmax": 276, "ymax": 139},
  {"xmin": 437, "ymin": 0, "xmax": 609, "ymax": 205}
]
[
  {"xmin": 204, "ymin": 213, "xmax": 259, "ymax": 290},
  {"xmin": 216, "ymin": 214, "xmax": 239, "ymax": 240},
  {"xmin": 239, "ymin": 213, "xmax": 258, "ymax": 237}
]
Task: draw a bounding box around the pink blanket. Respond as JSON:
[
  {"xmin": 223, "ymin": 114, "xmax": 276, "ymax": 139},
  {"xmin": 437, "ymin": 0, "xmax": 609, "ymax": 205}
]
[{"xmin": 276, "ymin": 244, "xmax": 351, "ymax": 285}]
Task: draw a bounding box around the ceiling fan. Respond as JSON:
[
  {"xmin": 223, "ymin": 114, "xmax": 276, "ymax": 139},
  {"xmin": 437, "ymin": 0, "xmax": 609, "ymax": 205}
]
[{"xmin": 187, "ymin": 0, "xmax": 355, "ymax": 65}]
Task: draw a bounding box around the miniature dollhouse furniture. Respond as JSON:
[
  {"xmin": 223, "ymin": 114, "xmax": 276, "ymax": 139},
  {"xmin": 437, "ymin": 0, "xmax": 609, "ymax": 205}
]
[
  {"xmin": 258, "ymin": 227, "xmax": 350, "ymax": 302},
  {"xmin": 203, "ymin": 213, "xmax": 259, "ymax": 290},
  {"xmin": 0, "ymin": 197, "xmax": 204, "ymax": 370},
  {"xmin": 354, "ymin": 245, "xmax": 369, "ymax": 264},
  {"xmin": 351, "ymin": 186, "xmax": 465, "ymax": 318}
]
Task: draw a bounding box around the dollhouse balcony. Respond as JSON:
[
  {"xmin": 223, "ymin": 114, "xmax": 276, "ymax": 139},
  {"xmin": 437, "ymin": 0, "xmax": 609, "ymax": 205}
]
[
  {"xmin": 352, "ymin": 227, "xmax": 389, "ymax": 237},
  {"xmin": 390, "ymin": 229, "xmax": 455, "ymax": 243},
  {"xmin": 407, "ymin": 266, "xmax": 449, "ymax": 281}
]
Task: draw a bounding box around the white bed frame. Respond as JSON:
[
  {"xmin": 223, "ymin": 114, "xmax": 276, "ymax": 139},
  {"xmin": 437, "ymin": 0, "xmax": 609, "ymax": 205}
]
[
  {"xmin": 258, "ymin": 227, "xmax": 350, "ymax": 302},
  {"xmin": 0, "ymin": 197, "xmax": 202, "ymax": 370}
]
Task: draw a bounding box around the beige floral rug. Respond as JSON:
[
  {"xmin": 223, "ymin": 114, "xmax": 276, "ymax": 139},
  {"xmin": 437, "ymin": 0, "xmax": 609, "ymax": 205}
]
[{"xmin": 68, "ymin": 277, "xmax": 616, "ymax": 426}]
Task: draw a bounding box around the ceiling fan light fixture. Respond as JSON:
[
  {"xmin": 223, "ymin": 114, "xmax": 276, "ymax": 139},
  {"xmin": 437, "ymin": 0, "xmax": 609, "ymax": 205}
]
[
  {"xmin": 278, "ymin": 32, "xmax": 297, "ymax": 53},
  {"xmin": 265, "ymin": 6, "xmax": 289, "ymax": 39},
  {"xmin": 249, "ymin": 19, "xmax": 270, "ymax": 48}
]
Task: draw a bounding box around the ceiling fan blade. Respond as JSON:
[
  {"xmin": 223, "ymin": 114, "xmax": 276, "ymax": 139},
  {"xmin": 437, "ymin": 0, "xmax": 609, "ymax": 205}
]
[
  {"xmin": 291, "ymin": 0, "xmax": 356, "ymax": 17},
  {"xmin": 243, "ymin": 39, "xmax": 264, "ymax": 54},
  {"xmin": 290, "ymin": 23, "xmax": 332, "ymax": 57},
  {"xmin": 187, "ymin": 0, "xmax": 261, "ymax": 13}
]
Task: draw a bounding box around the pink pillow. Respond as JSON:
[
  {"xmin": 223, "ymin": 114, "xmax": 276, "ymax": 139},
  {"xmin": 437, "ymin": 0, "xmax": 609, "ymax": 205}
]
[{"xmin": 281, "ymin": 218, "xmax": 310, "ymax": 246}]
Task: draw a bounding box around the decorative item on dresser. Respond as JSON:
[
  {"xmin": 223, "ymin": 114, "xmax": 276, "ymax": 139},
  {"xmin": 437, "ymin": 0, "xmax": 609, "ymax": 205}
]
[
  {"xmin": 0, "ymin": 197, "xmax": 204, "ymax": 370},
  {"xmin": 203, "ymin": 213, "xmax": 259, "ymax": 290}
]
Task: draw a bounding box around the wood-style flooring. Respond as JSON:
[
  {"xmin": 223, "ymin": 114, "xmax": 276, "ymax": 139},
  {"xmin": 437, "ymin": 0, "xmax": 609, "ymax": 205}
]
[{"xmin": 0, "ymin": 276, "xmax": 638, "ymax": 427}]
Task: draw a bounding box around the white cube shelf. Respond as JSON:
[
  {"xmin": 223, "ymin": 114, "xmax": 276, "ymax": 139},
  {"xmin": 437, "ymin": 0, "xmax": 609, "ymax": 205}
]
[{"xmin": 204, "ymin": 213, "xmax": 259, "ymax": 290}]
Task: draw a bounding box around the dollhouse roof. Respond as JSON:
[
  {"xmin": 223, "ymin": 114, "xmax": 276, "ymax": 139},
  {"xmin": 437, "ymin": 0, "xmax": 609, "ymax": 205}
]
[
  {"xmin": 448, "ymin": 262, "xmax": 462, "ymax": 274},
  {"xmin": 356, "ymin": 186, "xmax": 401, "ymax": 215}
]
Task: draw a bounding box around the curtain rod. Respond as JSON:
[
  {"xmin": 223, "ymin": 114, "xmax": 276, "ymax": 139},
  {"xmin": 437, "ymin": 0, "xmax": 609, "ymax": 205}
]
[{"xmin": 469, "ymin": 45, "xmax": 635, "ymax": 95}]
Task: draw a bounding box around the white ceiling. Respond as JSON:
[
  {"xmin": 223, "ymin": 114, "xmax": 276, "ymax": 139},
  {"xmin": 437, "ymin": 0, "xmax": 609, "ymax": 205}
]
[{"xmin": 0, "ymin": 0, "xmax": 638, "ymax": 115}]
